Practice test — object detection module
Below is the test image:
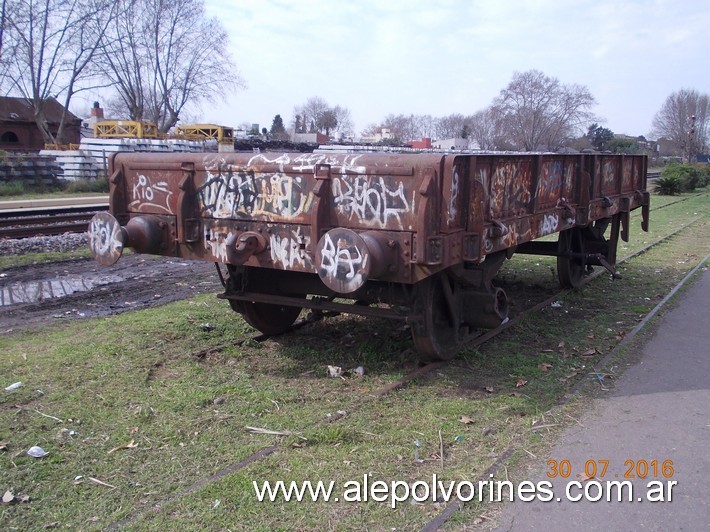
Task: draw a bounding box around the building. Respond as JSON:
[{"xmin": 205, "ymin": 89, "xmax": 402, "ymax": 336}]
[
  {"xmin": 0, "ymin": 97, "xmax": 82, "ymax": 151},
  {"xmin": 408, "ymin": 138, "xmax": 432, "ymax": 149},
  {"xmin": 432, "ymin": 137, "xmax": 470, "ymax": 150},
  {"xmin": 359, "ymin": 128, "xmax": 394, "ymax": 144},
  {"xmin": 292, "ymin": 132, "xmax": 329, "ymax": 144},
  {"xmin": 80, "ymin": 101, "xmax": 105, "ymax": 137}
]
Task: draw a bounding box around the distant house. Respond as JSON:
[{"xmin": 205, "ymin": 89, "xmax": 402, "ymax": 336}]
[
  {"xmin": 432, "ymin": 137, "xmax": 470, "ymax": 150},
  {"xmin": 292, "ymin": 132, "xmax": 328, "ymax": 144},
  {"xmin": 408, "ymin": 138, "xmax": 432, "ymax": 149},
  {"xmin": 0, "ymin": 97, "xmax": 82, "ymax": 152},
  {"xmin": 359, "ymin": 128, "xmax": 394, "ymax": 144}
]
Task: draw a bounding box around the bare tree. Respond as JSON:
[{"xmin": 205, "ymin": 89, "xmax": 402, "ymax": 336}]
[
  {"xmin": 435, "ymin": 113, "xmax": 468, "ymax": 139},
  {"xmin": 468, "ymin": 108, "xmax": 502, "ymax": 150},
  {"xmin": 293, "ymin": 96, "xmax": 329, "ymax": 134},
  {"xmin": 491, "ymin": 70, "xmax": 596, "ymax": 151},
  {"xmin": 413, "ymin": 114, "xmax": 435, "ymax": 139},
  {"xmin": 96, "ymin": 0, "xmax": 242, "ymax": 133},
  {"xmin": 378, "ymin": 114, "xmax": 420, "ymax": 143},
  {"xmin": 293, "ymin": 97, "xmax": 354, "ymax": 138},
  {"xmin": 651, "ymin": 89, "xmax": 709, "ymax": 162},
  {"xmin": 331, "ymin": 105, "xmax": 354, "ymax": 138},
  {"xmin": 1, "ymin": 0, "xmax": 118, "ymax": 143},
  {"xmin": 0, "ymin": 0, "xmax": 7, "ymax": 61}
]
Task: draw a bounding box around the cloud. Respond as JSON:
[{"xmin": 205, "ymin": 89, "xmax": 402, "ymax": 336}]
[{"xmin": 199, "ymin": 0, "xmax": 710, "ymax": 137}]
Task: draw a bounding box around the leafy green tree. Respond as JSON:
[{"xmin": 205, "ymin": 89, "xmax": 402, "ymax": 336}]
[
  {"xmin": 605, "ymin": 137, "xmax": 638, "ymax": 154},
  {"xmin": 316, "ymin": 109, "xmax": 338, "ymax": 137},
  {"xmin": 269, "ymin": 114, "xmax": 288, "ymax": 140},
  {"xmin": 586, "ymin": 123, "xmax": 614, "ymax": 150}
]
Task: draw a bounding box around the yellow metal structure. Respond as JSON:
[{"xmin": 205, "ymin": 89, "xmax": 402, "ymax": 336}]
[
  {"xmin": 176, "ymin": 124, "xmax": 234, "ymax": 144},
  {"xmin": 94, "ymin": 120, "xmax": 160, "ymax": 139}
]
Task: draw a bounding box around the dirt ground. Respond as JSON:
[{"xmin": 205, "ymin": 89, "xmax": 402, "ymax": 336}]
[{"xmin": 0, "ymin": 254, "xmax": 222, "ymax": 334}]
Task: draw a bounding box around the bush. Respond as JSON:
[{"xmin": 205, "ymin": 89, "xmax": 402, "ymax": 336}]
[
  {"xmin": 694, "ymin": 164, "xmax": 710, "ymax": 188},
  {"xmin": 63, "ymin": 177, "xmax": 109, "ymax": 194},
  {"xmin": 654, "ymin": 175, "xmax": 682, "ymax": 195},
  {"xmin": 0, "ymin": 181, "xmax": 26, "ymax": 196},
  {"xmin": 660, "ymin": 163, "xmax": 702, "ymax": 192}
]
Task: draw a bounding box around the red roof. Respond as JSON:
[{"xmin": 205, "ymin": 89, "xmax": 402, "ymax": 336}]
[{"xmin": 0, "ymin": 96, "xmax": 80, "ymax": 124}]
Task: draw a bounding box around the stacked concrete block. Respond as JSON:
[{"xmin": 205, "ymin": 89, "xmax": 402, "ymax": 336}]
[
  {"xmin": 0, "ymin": 153, "xmax": 63, "ymax": 185},
  {"xmin": 40, "ymin": 137, "xmax": 208, "ymax": 181}
]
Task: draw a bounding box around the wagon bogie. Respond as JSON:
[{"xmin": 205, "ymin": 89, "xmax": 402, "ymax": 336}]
[{"xmin": 89, "ymin": 150, "xmax": 649, "ymax": 360}]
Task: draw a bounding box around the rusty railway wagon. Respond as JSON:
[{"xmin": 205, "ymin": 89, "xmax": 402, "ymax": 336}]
[{"xmin": 88, "ymin": 151, "xmax": 649, "ymax": 360}]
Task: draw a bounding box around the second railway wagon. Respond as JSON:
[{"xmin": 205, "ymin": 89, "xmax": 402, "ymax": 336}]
[{"xmin": 88, "ymin": 151, "xmax": 649, "ymax": 360}]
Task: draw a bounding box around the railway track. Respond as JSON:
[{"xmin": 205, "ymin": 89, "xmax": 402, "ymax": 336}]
[
  {"xmin": 0, "ymin": 198, "xmax": 108, "ymax": 239},
  {"xmin": 108, "ymin": 206, "xmax": 706, "ymax": 530}
]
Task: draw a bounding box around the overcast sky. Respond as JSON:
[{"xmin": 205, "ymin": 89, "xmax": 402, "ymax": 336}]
[{"xmin": 197, "ymin": 0, "xmax": 708, "ymax": 138}]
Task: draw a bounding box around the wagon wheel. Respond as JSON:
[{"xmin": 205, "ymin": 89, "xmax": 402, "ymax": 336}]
[
  {"xmin": 557, "ymin": 228, "xmax": 587, "ymax": 288},
  {"xmin": 411, "ymin": 273, "xmax": 461, "ymax": 361},
  {"xmin": 230, "ymin": 298, "xmax": 303, "ymax": 336}
]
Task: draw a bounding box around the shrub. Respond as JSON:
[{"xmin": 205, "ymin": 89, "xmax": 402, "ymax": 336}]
[
  {"xmin": 63, "ymin": 177, "xmax": 109, "ymax": 194},
  {"xmin": 694, "ymin": 164, "xmax": 710, "ymax": 188},
  {"xmin": 0, "ymin": 181, "xmax": 26, "ymax": 196},
  {"xmin": 660, "ymin": 163, "xmax": 702, "ymax": 192},
  {"xmin": 654, "ymin": 175, "xmax": 682, "ymax": 195}
]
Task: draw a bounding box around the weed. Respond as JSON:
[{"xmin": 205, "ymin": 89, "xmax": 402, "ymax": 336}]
[
  {"xmin": 62, "ymin": 177, "xmax": 109, "ymax": 194},
  {"xmin": 0, "ymin": 180, "xmax": 26, "ymax": 196}
]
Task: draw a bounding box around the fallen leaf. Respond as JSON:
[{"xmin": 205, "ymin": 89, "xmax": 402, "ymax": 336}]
[
  {"xmin": 515, "ymin": 379, "xmax": 528, "ymax": 388},
  {"xmin": 107, "ymin": 440, "xmax": 138, "ymax": 455},
  {"xmin": 582, "ymin": 348, "xmax": 597, "ymax": 356},
  {"xmin": 0, "ymin": 442, "xmax": 8, "ymax": 452},
  {"xmin": 485, "ymin": 386, "xmax": 494, "ymax": 393},
  {"xmin": 3, "ymin": 490, "xmax": 14, "ymax": 504},
  {"xmin": 587, "ymin": 334, "xmax": 595, "ymax": 339},
  {"xmin": 538, "ymin": 363, "xmax": 553, "ymax": 372},
  {"xmin": 459, "ymin": 416, "xmax": 474, "ymax": 424},
  {"xmin": 129, "ymin": 427, "xmax": 138, "ymax": 434},
  {"xmin": 558, "ymin": 341, "xmax": 565, "ymax": 350}
]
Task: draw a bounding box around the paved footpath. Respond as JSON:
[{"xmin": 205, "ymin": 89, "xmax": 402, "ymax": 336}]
[{"xmin": 491, "ymin": 267, "xmax": 710, "ymax": 531}]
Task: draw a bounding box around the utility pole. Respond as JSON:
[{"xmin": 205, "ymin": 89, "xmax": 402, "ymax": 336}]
[{"xmin": 687, "ymin": 114, "xmax": 696, "ymax": 164}]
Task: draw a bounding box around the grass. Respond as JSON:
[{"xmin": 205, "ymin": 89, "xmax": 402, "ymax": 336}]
[
  {"xmin": 0, "ymin": 249, "xmax": 94, "ymax": 272},
  {"xmin": 0, "ymin": 189, "xmax": 708, "ymax": 529},
  {"xmin": 0, "ymin": 178, "xmax": 108, "ymax": 200}
]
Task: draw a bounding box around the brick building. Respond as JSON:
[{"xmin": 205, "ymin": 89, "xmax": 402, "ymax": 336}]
[{"xmin": 0, "ymin": 97, "xmax": 81, "ymax": 152}]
